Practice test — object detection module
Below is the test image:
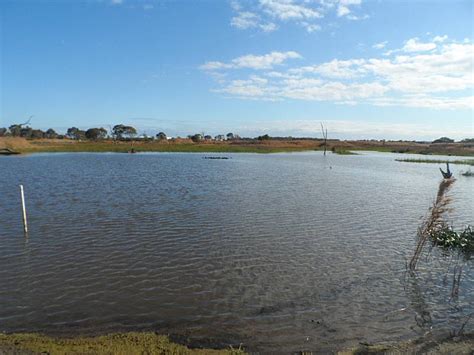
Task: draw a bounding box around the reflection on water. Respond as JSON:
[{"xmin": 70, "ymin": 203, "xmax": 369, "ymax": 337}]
[{"xmin": 0, "ymin": 152, "xmax": 472, "ymax": 352}]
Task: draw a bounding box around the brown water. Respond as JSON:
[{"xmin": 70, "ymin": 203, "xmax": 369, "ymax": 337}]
[{"xmin": 0, "ymin": 152, "xmax": 473, "ymax": 352}]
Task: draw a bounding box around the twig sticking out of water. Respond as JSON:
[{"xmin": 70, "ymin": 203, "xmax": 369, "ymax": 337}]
[
  {"xmin": 409, "ymin": 179, "xmax": 455, "ymax": 270},
  {"xmin": 451, "ymin": 265, "xmax": 462, "ymax": 299}
]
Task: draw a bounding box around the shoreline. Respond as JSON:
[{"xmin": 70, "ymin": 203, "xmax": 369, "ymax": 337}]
[
  {"xmin": 1, "ymin": 137, "xmax": 473, "ymax": 156},
  {"xmin": 2, "ymin": 330, "xmax": 474, "ymax": 354}
]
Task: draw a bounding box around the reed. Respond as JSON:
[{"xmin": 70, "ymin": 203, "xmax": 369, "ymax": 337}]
[{"xmin": 409, "ymin": 179, "xmax": 455, "ymax": 270}]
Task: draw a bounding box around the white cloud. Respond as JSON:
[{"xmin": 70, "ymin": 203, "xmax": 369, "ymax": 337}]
[
  {"xmin": 238, "ymin": 119, "xmax": 470, "ymax": 140},
  {"xmin": 402, "ymin": 37, "xmax": 437, "ymax": 52},
  {"xmin": 260, "ymin": 22, "xmax": 279, "ymax": 32},
  {"xmin": 433, "ymin": 35, "xmax": 448, "ymax": 43},
  {"xmin": 231, "ymin": 11, "xmax": 260, "ymax": 29},
  {"xmin": 229, "ymin": 0, "xmax": 367, "ymax": 33},
  {"xmin": 337, "ymin": 0, "xmax": 362, "ymax": 17},
  {"xmin": 373, "ymin": 41, "xmax": 388, "ymax": 49},
  {"xmin": 202, "ymin": 37, "xmax": 474, "ymax": 109},
  {"xmin": 260, "ymin": 0, "xmax": 322, "ymax": 20},
  {"xmin": 201, "ymin": 51, "xmax": 302, "ymax": 71},
  {"xmin": 301, "ymin": 22, "xmax": 321, "ymax": 33}
]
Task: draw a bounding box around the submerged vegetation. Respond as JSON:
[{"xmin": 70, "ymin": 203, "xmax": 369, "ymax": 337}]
[
  {"xmin": 0, "ymin": 332, "xmax": 245, "ymax": 355},
  {"xmin": 331, "ymin": 147, "xmax": 358, "ymax": 155},
  {"xmin": 396, "ymin": 158, "xmax": 474, "ymax": 166},
  {"xmin": 430, "ymin": 225, "xmax": 474, "ymax": 253}
]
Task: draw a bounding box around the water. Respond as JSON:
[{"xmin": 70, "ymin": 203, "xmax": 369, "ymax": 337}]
[{"xmin": 0, "ymin": 152, "xmax": 473, "ymax": 352}]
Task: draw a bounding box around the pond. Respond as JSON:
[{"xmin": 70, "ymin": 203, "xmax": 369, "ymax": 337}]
[{"xmin": 0, "ymin": 152, "xmax": 473, "ymax": 352}]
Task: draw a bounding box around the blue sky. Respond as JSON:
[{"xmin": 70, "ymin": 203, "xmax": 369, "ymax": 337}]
[{"xmin": 1, "ymin": 0, "xmax": 473, "ymax": 140}]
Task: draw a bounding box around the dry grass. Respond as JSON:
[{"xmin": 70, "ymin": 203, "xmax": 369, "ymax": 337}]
[
  {"xmin": 409, "ymin": 179, "xmax": 455, "ymax": 270},
  {"xmin": 1, "ymin": 137, "xmax": 473, "ymax": 156},
  {"xmin": 0, "ymin": 332, "xmax": 245, "ymax": 355}
]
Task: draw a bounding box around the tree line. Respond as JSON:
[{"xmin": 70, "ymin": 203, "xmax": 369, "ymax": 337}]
[{"xmin": 0, "ymin": 124, "xmax": 146, "ymax": 141}]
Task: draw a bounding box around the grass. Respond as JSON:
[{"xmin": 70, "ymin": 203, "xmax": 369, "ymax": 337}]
[
  {"xmin": 17, "ymin": 140, "xmax": 323, "ymax": 154},
  {"xmin": 2, "ymin": 137, "xmax": 474, "ymax": 156},
  {"xmin": 396, "ymin": 158, "xmax": 474, "ymax": 166},
  {"xmin": 0, "ymin": 332, "xmax": 245, "ymax": 355}
]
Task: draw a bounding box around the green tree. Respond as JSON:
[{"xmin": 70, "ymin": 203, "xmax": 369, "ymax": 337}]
[
  {"xmin": 190, "ymin": 133, "xmax": 203, "ymax": 142},
  {"xmin": 156, "ymin": 132, "xmax": 167, "ymax": 140},
  {"xmin": 45, "ymin": 128, "xmax": 58, "ymax": 139},
  {"xmin": 85, "ymin": 127, "xmax": 107, "ymax": 140},
  {"xmin": 8, "ymin": 124, "xmax": 22, "ymax": 137},
  {"xmin": 257, "ymin": 134, "xmax": 271, "ymax": 141},
  {"xmin": 432, "ymin": 137, "xmax": 454, "ymax": 144},
  {"xmin": 66, "ymin": 127, "xmax": 86, "ymax": 140},
  {"xmin": 0, "ymin": 128, "xmax": 7, "ymax": 137},
  {"xmin": 112, "ymin": 124, "xmax": 137, "ymax": 140},
  {"xmin": 20, "ymin": 127, "xmax": 33, "ymax": 138},
  {"xmin": 31, "ymin": 129, "xmax": 45, "ymax": 139}
]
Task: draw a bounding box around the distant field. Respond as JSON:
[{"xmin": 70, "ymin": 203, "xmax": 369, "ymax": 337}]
[{"xmin": 1, "ymin": 137, "xmax": 473, "ymax": 156}]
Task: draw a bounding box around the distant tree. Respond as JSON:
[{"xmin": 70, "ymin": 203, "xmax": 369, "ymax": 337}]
[
  {"xmin": 257, "ymin": 134, "xmax": 271, "ymax": 141},
  {"xmin": 31, "ymin": 129, "xmax": 45, "ymax": 139},
  {"xmin": 45, "ymin": 128, "xmax": 58, "ymax": 139},
  {"xmin": 67, "ymin": 127, "xmax": 79, "ymax": 139},
  {"xmin": 0, "ymin": 128, "xmax": 7, "ymax": 137},
  {"xmin": 66, "ymin": 127, "xmax": 86, "ymax": 140},
  {"xmin": 204, "ymin": 135, "xmax": 212, "ymax": 140},
  {"xmin": 190, "ymin": 133, "xmax": 203, "ymax": 142},
  {"xmin": 9, "ymin": 124, "xmax": 22, "ymax": 137},
  {"xmin": 156, "ymin": 132, "xmax": 167, "ymax": 140},
  {"xmin": 460, "ymin": 138, "xmax": 474, "ymax": 143},
  {"xmin": 432, "ymin": 137, "xmax": 454, "ymax": 144},
  {"xmin": 226, "ymin": 132, "xmax": 234, "ymax": 140},
  {"xmin": 112, "ymin": 124, "xmax": 137, "ymax": 140},
  {"xmin": 20, "ymin": 127, "xmax": 33, "ymax": 138},
  {"xmin": 85, "ymin": 127, "xmax": 107, "ymax": 140}
]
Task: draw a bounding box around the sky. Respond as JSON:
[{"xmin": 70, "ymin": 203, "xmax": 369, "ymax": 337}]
[{"xmin": 1, "ymin": 0, "xmax": 473, "ymax": 140}]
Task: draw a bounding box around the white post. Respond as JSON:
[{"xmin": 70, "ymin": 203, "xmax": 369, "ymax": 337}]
[{"xmin": 20, "ymin": 184, "xmax": 28, "ymax": 234}]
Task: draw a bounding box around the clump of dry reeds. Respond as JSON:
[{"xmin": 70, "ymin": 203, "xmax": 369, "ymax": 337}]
[{"xmin": 409, "ymin": 179, "xmax": 455, "ymax": 270}]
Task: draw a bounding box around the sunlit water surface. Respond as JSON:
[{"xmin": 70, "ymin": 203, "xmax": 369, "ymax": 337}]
[{"xmin": 0, "ymin": 152, "xmax": 473, "ymax": 352}]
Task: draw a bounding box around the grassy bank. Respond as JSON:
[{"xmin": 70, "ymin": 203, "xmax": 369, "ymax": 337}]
[
  {"xmin": 0, "ymin": 332, "xmax": 244, "ymax": 355},
  {"xmin": 396, "ymin": 158, "xmax": 474, "ymax": 166},
  {"xmin": 1, "ymin": 137, "xmax": 473, "ymax": 156}
]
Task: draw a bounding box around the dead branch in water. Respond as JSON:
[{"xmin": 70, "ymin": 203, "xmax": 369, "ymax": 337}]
[
  {"xmin": 320, "ymin": 123, "xmax": 328, "ymax": 156},
  {"xmin": 409, "ymin": 179, "xmax": 455, "ymax": 270}
]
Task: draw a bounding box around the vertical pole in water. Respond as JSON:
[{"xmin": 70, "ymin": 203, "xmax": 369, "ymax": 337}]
[{"xmin": 20, "ymin": 184, "xmax": 28, "ymax": 234}]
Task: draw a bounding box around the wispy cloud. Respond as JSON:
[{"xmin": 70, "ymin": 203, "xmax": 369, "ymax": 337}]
[
  {"xmin": 201, "ymin": 36, "xmax": 474, "ymax": 109},
  {"xmin": 201, "ymin": 51, "xmax": 302, "ymax": 71},
  {"xmin": 372, "ymin": 41, "xmax": 387, "ymax": 49},
  {"xmin": 237, "ymin": 119, "xmax": 470, "ymax": 140},
  {"xmin": 230, "ymin": 0, "xmax": 367, "ymax": 33}
]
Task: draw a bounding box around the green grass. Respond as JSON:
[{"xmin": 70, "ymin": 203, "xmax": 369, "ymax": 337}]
[
  {"xmin": 395, "ymin": 158, "xmax": 474, "ymax": 166},
  {"xmin": 0, "ymin": 332, "xmax": 245, "ymax": 355}
]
